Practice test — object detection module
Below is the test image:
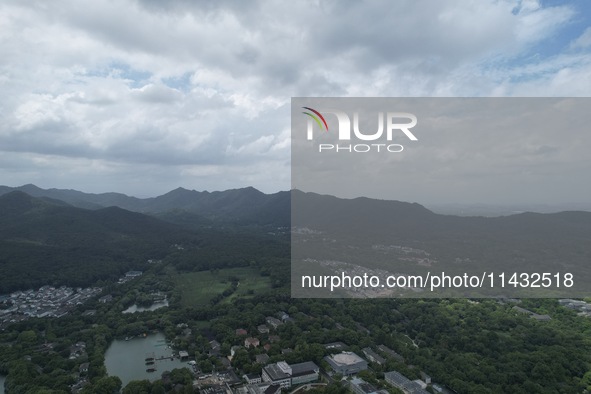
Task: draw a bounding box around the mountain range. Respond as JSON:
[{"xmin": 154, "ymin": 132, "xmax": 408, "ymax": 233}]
[
  {"xmin": 0, "ymin": 184, "xmax": 290, "ymax": 228},
  {"xmin": 291, "ymin": 190, "xmax": 591, "ymax": 297},
  {"xmin": 1, "ymin": 184, "xmax": 590, "ymax": 296},
  {"xmin": 0, "ymin": 190, "xmax": 200, "ymax": 293}
]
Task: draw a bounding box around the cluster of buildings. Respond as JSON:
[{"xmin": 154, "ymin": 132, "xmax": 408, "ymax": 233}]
[
  {"xmin": 69, "ymin": 341, "xmax": 87, "ymax": 360},
  {"xmin": 197, "ymin": 312, "xmax": 319, "ymax": 394},
  {"xmin": 324, "ymin": 345, "xmax": 431, "ymax": 394},
  {"xmin": 231, "ymin": 348, "xmax": 436, "ymax": 394},
  {"xmin": 322, "ymin": 346, "xmax": 446, "ymax": 394},
  {"xmin": 195, "ymin": 312, "xmax": 448, "ymax": 394},
  {"xmin": 199, "ymin": 341, "xmax": 441, "ymax": 394},
  {"xmin": 385, "ymin": 371, "xmax": 431, "ymax": 394},
  {"xmin": 559, "ymin": 299, "xmax": 591, "ymax": 317},
  {"xmin": 314, "ymin": 260, "xmax": 425, "ymax": 297},
  {"xmin": 512, "ymin": 306, "xmax": 552, "ymax": 321},
  {"xmin": 194, "ymin": 360, "xmax": 319, "ymax": 394},
  {"xmin": 371, "ymin": 245, "xmax": 437, "ymax": 268},
  {"xmin": 169, "ymin": 307, "xmax": 458, "ymax": 394},
  {"xmin": 261, "ymin": 361, "xmax": 319, "ymax": 389},
  {"xmin": 0, "ymin": 285, "xmax": 102, "ymax": 329},
  {"xmin": 348, "ymin": 376, "xmax": 388, "ymax": 394},
  {"xmin": 229, "ymin": 361, "xmax": 319, "ymax": 394},
  {"xmin": 117, "ymin": 270, "xmax": 143, "ymax": 284}
]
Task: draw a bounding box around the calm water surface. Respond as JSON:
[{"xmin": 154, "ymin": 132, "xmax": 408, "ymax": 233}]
[{"xmin": 105, "ymin": 333, "xmax": 189, "ymax": 388}]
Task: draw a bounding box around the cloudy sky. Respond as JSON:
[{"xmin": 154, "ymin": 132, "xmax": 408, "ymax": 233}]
[
  {"xmin": 1, "ymin": 0, "xmax": 590, "ymax": 202},
  {"xmin": 292, "ymin": 97, "xmax": 591, "ymax": 206}
]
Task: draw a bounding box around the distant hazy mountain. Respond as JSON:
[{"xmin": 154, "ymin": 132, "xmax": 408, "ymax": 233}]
[
  {"xmin": 0, "ymin": 184, "xmax": 291, "ymax": 227},
  {"xmin": 292, "ymin": 190, "xmax": 591, "ymax": 296},
  {"xmin": 0, "ymin": 184, "xmax": 138, "ymax": 210},
  {"xmin": 427, "ymin": 202, "xmax": 591, "ymax": 217},
  {"xmin": 292, "ymin": 190, "xmax": 591, "ymax": 247}
]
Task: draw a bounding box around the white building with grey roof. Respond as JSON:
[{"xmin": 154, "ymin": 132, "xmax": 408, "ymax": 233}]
[
  {"xmin": 261, "ymin": 361, "xmax": 320, "ymax": 389},
  {"xmin": 324, "ymin": 352, "xmax": 368, "ymax": 375}
]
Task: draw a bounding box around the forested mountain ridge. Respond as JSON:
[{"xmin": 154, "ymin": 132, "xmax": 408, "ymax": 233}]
[
  {"xmin": 2, "ymin": 186, "xmax": 591, "ymax": 294},
  {"xmin": 0, "ymin": 184, "xmax": 290, "ymax": 227},
  {"xmin": 0, "ymin": 191, "xmax": 194, "ymax": 293},
  {"xmin": 0, "ymin": 191, "xmax": 289, "ymax": 293}
]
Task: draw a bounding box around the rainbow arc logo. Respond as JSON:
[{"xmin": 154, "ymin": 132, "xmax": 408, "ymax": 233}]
[{"xmin": 302, "ymin": 107, "xmax": 328, "ymax": 132}]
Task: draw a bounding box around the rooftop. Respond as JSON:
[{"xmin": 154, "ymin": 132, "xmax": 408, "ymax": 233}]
[
  {"xmin": 291, "ymin": 361, "xmax": 320, "ymax": 377},
  {"xmin": 263, "ymin": 363, "xmax": 290, "ymax": 381},
  {"xmin": 329, "ymin": 351, "xmax": 365, "ymax": 366}
]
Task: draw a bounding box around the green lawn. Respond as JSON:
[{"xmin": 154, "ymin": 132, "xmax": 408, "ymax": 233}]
[{"xmin": 174, "ymin": 267, "xmax": 271, "ymax": 307}]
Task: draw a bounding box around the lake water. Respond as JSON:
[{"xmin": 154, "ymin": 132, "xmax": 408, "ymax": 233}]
[
  {"xmin": 122, "ymin": 300, "xmax": 169, "ymax": 314},
  {"xmin": 104, "ymin": 333, "xmax": 190, "ymax": 388},
  {"xmin": 0, "ymin": 374, "xmax": 5, "ymax": 394}
]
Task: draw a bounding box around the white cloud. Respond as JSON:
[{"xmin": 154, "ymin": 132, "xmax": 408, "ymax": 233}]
[
  {"xmin": 0, "ymin": 0, "xmax": 588, "ymax": 197},
  {"xmin": 570, "ymin": 27, "xmax": 591, "ymax": 49}
]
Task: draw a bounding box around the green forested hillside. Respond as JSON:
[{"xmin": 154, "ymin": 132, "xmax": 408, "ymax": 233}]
[
  {"xmin": 0, "ymin": 191, "xmax": 188, "ymax": 292},
  {"xmin": 0, "ymin": 191, "xmax": 288, "ymax": 293}
]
